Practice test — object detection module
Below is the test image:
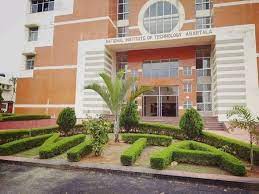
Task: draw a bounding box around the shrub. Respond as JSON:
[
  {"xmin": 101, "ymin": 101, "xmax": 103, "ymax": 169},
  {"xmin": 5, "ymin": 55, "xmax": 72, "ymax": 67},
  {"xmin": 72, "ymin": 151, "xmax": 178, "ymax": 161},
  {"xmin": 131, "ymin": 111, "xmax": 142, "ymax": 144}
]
[
  {"xmin": 83, "ymin": 117, "xmax": 110, "ymax": 156},
  {"xmin": 0, "ymin": 134, "xmax": 52, "ymax": 155},
  {"xmin": 0, "ymin": 126, "xmax": 59, "ymax": 145},
  {"xmin": 56, "ymin": 108, "xmax": 76, "ymax": 136},
  {"xmin": 39, "ymin": 133, "xmax": 60, "ymax": 150},
  {"xmin": 135, "ymin": 122, "xmax": 185, "ymax": 140},
  {"xmin": 0, "ymin": 114, "xmax": 51, "ymax": 121},
  {"xmin": 67, "ymin": 137, "xmax": 93, "ymax": 162},
  {"xmin": 179, "ymin": 108, "xmax": 204, "ymax": 139},
  {"xmin": 121, "ymin": 133, "xmax": 172, "ymax": 146},
  {"xmin": 150, "ymin": 141, "xmax": 246, "ymax": 176},
  {"xmin": 120, "ymin": 101, "xmax": 140, "ymax": 132},
  {"xmin": 121, "ymin": 138, "xmax": 147, "ymax": 166},
  {"xmin": 200, "ymin": 131, "xmax": 259, "ymax": 165},
  {"xmin": 0, "ymin": 113, "xmax": 15, "ymax": 117},
  {"xmin": 39, "ymin": 134, "xmax": 86, "ymax": 159}
]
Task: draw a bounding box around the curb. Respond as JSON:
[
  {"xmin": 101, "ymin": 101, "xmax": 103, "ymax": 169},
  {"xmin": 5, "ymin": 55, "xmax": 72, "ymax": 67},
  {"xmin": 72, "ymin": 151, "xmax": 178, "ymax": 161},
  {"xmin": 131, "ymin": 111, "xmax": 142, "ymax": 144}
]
[{"xmin": 0, "ymin": 156, "xmax": 259, "ymax": 191}]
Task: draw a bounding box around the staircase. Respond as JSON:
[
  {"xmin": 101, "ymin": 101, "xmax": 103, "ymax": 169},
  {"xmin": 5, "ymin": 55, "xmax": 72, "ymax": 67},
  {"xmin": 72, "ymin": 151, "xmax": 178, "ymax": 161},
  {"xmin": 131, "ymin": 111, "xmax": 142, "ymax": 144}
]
[
  {"xmin": 203, "ymin": 117, "xmax": 225, "ymax": 131},
  {"xmin": 142, "ymin": 116, "xmax": 225, "ymax": 131}
]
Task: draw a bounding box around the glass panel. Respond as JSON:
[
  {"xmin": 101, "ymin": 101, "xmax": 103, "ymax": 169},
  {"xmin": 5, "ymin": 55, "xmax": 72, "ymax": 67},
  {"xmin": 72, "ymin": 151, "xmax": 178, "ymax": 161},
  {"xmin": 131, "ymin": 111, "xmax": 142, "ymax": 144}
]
[
  {"xmin": 143, "ymin": 96, "xmax": 158, "ymax": 116},
  {"xmin": 150, "ymin": 3, "xmax": 157, "ymax": 17},
  {"xmin": 161, "ymin": 96, "xmax": 177, "ymax": 117}
]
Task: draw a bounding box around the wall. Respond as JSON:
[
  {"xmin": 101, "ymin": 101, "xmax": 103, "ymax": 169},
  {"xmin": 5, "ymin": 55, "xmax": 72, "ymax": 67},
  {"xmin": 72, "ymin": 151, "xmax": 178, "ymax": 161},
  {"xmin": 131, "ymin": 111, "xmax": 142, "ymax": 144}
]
[{"xmin": 128, "ymin": 46, "xmax": 197, "ymax": 116}]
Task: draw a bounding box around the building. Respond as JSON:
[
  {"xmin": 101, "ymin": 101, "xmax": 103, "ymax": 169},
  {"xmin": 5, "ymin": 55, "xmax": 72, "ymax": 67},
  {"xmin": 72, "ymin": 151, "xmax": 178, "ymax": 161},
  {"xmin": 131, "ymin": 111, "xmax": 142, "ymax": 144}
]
[
  {"xmin": 4, "ymin": 0, "xmax": 259, "ymax": 121},
  {"xmin": 0, "ymin": 75, "xmax": 14, "ymax": 113}
]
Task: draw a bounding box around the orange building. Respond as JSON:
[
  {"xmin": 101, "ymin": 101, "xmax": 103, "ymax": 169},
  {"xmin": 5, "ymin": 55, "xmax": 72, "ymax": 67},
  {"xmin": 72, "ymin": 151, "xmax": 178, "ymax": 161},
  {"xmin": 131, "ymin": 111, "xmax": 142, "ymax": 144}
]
[{"xmin": 14, "ymin": 0, "xmax": 259, "ymax": 121}]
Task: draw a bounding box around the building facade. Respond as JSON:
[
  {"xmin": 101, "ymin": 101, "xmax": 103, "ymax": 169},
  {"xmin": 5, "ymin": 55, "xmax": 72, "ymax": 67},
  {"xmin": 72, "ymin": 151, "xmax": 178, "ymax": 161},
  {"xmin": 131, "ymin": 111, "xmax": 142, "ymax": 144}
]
[{"xmin": 10, "ymin": 0, "xmax": 259, "ymax": 121}]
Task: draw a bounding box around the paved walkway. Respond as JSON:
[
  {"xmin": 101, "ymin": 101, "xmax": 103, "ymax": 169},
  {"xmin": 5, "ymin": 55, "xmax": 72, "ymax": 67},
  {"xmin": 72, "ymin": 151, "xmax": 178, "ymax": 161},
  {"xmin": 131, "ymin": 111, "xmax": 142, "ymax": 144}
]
[{"xmin": 0, "ymin": 164, "xmax": 257, "ymax": 194}]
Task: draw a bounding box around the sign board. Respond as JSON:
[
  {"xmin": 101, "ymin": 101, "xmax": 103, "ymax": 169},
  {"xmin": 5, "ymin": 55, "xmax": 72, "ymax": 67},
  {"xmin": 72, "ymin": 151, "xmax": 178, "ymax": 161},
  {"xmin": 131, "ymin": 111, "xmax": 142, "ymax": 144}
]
[{"xmin": 106, "ymin": 29, "xmax": 214, "ymax": 45}]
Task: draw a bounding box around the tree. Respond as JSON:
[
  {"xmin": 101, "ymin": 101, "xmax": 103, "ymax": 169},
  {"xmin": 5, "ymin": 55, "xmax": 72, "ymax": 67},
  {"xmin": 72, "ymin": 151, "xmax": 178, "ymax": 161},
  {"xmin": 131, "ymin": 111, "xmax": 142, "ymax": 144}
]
[
  {"xmin": 179, "ymin": 108, "xmax": 204, "ymax": 139},
  {"xmin": 120, "ymin": 100, "xmax": 140, "ymax": 132},
  {"xmin": 85, "ymin": 71, "xmax": 151, "ymax": 142},
  {"xmin": 56, "ymin": 107, "xmax": 77, "ymax": 136},
  {"xmin": 227, "ymin": 106, "xmax": 259, "ymax": 170}
]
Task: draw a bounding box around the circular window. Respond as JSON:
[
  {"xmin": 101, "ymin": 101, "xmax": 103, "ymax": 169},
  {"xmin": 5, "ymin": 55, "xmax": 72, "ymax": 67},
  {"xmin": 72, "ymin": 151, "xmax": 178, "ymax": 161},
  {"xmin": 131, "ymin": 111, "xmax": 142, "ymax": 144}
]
[{"xmin": 139, "ymin": 0, "xmax": 185, "ymax": 35}]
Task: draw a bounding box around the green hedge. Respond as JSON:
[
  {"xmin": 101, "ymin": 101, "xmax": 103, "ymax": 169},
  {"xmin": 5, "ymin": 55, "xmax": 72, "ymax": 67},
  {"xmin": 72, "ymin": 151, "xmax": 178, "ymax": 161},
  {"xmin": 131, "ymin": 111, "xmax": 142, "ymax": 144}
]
[
  {"xmin": 121, "ymin": 133, "xmax": 172, "ymax": 146},
  {"xmin": 0, "ymin": 134, "xmax": 52, "ymax": 155},
  {"xmin": 0, "ymin": 126, "xmax": 59, "ymax": 144},
  {"xmin": 150, "ymin": 141, "xmax": 246, "ymax": 176},
  {"xmin": 0, "ymin": 114, "xmax": 51, "ymax": 121},
  {"xmin": 0, "ymin": 113, "xmax": 15, "ymax": 117},
  {"xmin": 121, "ymin": 138, "xmax": 147, "ymax": 166},
  {"xmin": 67, "ymin": 137, "xmax": 93, "ymax": 162},
  {"xmin": 136, "ymin": 122, "xmax": 259, "ymax": 165},
  {"xmin": 136, "ymin": 122, "xmax": 185, "ymax": 140},
  {"xmin": 200, "ymin": 132, "xmax": 259, "ymax": 165},
  {"xmin": 39, "ymin": 134, "xmax": 86, "ymax": 159},
  {"xmin": 39, "ymin": 133, "xmax": 60, "ymax": 150}
]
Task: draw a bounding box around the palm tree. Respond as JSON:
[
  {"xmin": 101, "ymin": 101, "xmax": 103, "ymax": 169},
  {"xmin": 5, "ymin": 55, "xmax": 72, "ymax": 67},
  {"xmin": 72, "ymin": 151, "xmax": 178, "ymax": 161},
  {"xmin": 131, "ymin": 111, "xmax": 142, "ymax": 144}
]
[
  {"xmin": 227, "ymin": 106, "xmax": 259, "ymax": 169},
  {"xmin": 85, "ymin": 71, "xmax": 151, "ymax": 142}
]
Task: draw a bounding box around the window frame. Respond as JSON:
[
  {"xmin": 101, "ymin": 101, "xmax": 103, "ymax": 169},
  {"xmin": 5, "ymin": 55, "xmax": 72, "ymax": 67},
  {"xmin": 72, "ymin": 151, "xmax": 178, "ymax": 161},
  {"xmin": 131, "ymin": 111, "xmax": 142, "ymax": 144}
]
[
  {"xmin": 195, "ymin": 0, "xmax": 212, "ymax": 11},
  {"xmin": 183, "ymin": 66, "xmax": 192, "ymax": 76},
  {"xmin": 183, "ymin": 100, "xmax": 192, "ymax": 109},
  {"xmin": 184, "ymin": 82, "xmax": 192, "ymax": 93},
  {"xmin": 117, "ymin": 26, "xmax": 129, "ymax": 37},
  {"xmin": 31, "ymin": 0, "xmax": 55, "ymax": 13},
  {"xmin": 196, "ymin": 16, "xmax": 212, "ymax": 29},
  {"xmin": 25, "ymin": 55, "xmax": 35, "ymax": 70},
  {"xmin": 28, "ymin": 27, "xmax": 39, "ymax": 42},
  {"xmin": 118, "ymin": 0, "xmax": 128, "ymax": 20},
  {"xmin": 143, "ymin": 1, "xmax": 180, "ymax": 34}
]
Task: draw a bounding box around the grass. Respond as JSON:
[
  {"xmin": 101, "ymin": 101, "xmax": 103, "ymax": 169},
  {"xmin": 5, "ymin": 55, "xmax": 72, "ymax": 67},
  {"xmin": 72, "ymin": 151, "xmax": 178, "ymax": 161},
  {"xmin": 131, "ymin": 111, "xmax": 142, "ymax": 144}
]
[{"xmin": 14, "ymin": 146, "xmax": 40, "ymax": 158}]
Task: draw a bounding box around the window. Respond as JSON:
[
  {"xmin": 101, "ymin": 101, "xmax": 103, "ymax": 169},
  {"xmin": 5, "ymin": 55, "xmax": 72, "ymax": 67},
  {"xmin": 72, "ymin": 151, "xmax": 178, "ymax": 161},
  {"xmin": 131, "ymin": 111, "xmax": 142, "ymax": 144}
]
[
  {"xmin": 183, "ymin": 100, "xmax": 192, "ymax": 109},
  {"xmin": 184, "ymin": 82, "xmax": 192, "ymax": 93},
  {"xmin": 118, "ymin": 0, "xmax": 128, "ymax": 20},
  {"xmin": 26, "ymin": 56, "xmax": 35, "ymax": 70},
  {"xmin": 31, "ymin": 0, "xmax": 55, "ymax": 13},
  {"xmin": 131, "ymin": 69, "xmax": 138, "ymax": 77},
  {"xmin": 196, "ymin": 47, "xmax": 211, "ymax": 77},
  {"xmin": 195, "ymin": 0, "xmax": 212, "ymax": 11},
  {"xmin": 117, "ymin": 26, "xmax": 128, "ymax": 37},
  {"xmin": 197, "ymin": 84, "xmax": 212, "ymax": 111},
  {"xmin": 183, "ymin": 66, "xmax": 192, "ymax": 76},
  {"xmin": 28, "ymin": 27, "xmax": 38, "ymax": 41},
  {"xmin": 143, "ymin": 59, "xmax": 179, "ymax": 78},
  {"xmin": 196, "ymin": 16, "xmax": 212, "ymax": 29},
  {"xmin": 143, "ymin": 1, "xmax": 179, "ymax": 34}
]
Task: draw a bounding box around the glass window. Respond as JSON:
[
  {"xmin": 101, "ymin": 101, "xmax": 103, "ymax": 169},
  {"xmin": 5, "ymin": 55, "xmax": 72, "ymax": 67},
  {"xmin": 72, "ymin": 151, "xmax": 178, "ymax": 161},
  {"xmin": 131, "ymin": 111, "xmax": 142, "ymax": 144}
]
[
  {"xmin": 28, "ymin": 27, "xmax": 38, "ymax": 41},
  {"xmin": 143, "ymin": 1, "xmax": 179, "ymax": 34},
  {"xmin": 183, "ymin": 100, "xmax": 192, "ymax": 109},
  {"xmin": 143, "ymin": 59, "xmax": 179, "ymax": 78},
  {"xmin": 118, "ymin": 0, "xmax": 128, "ymax": 20},
  {"xmin": 183, "ymin": 66, "xmax": 192, "ymax": 76},
  {"xmin": 196, "ymin": 47, "xmax": 211, "ymax": 77},
  {"xmin": 31, "ymin": 0, "xmax": 54, "ymax": 13},
  {"xmin": 184, "ymin": 82, "xmax": 192, "ymax": 93},
  {"xmin": 26, "ymin": 56, "xmax": 35, "ymax": 70},
  {"xmin": 117, "ymin": 26, "xmax": 128, "ymax": 37},
  {"xmin": 195, "ymin": 0, "xmax": 212, "ymax": 11},
  {"xmin": 196, "ymin": 16, "xmax": 212, "ymax": 29}
]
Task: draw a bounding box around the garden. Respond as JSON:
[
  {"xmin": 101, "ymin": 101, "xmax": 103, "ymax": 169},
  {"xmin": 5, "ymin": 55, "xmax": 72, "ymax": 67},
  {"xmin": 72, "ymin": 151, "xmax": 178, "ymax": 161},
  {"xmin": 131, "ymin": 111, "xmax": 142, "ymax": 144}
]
[{"xmin": 0, "ymin": 71, "xmax": 259, "ymax": 178}]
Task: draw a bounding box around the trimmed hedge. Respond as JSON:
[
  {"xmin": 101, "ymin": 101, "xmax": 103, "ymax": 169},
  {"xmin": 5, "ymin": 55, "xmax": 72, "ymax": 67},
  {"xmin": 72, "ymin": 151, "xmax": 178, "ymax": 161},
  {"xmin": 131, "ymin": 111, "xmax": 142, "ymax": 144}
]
[
  {"xmin": 0, "ymin": 134, "xmax": 52, "ymax": 155},
  {"xmin": 121, "ymin": 138, "xmax": 147, "ymax": 166},
  {"xmin": 39, "ymin": 134, "xmax": 86, "ymax": 159},
  {"xmin": 39, "ymin": 133, "xmax": 60, "ymax": 150},
  {"xmin": 135, "ymin": 122, "xmax": 259, "ymax": 165},
  {"xmin": 121, "ymin": 133, "xmax": 172, "ymax": 146},
  {"xmin": 150, "ymin": 141, "xmax": 246, "ymax": 176},
  {"xmin": 135, "ymin": 122, "xmax": 185, "ymax": 140},
  {"xmin": 67, "ymin": 137, "xmax": 93, "ymax": 162},
  {"xmin": 200, "ymin": 132, "xmax": 259, "ymax": 165},
  {"xmin": 0, "ymin": 114, "xmax": 51, "ymax": 121},
  {"xmin": 0, "ymin": 113, "xmax": 15, "ymax": 117},
  {"xmin": 0, "ymin": 126, "xmax": 59, "ymax": 144}
]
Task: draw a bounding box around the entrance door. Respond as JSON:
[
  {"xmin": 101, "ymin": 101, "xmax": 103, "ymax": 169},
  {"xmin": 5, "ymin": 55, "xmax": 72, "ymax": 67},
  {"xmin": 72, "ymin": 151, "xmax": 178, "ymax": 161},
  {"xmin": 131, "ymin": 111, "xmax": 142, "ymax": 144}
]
[{"xmin": 142, "ymin": 86, "xmax": 178, "ymax": 117}]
